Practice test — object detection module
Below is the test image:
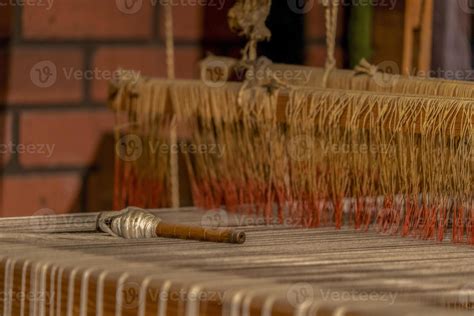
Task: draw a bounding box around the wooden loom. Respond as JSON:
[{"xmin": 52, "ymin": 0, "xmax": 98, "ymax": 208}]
[
  {"xmin": 0, "ymin": 1, "xmax": 473, "ymax": 315},
  {"xmin": 109, "ymin": 0, "xmax": 473, "ymax": 243}
]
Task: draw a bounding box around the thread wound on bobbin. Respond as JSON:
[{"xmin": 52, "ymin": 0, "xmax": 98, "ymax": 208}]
[{"xmin": 97, "ymin": 207, "xmax": 161, "ymax": 239}]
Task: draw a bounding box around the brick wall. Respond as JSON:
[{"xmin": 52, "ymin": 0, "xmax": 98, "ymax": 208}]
[{"xmin": 0, "ymin": 1, "xmax": 337, "ymax": 217}]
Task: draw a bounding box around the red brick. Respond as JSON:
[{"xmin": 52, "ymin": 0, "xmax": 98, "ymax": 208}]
[
  {"xmin": 159, "ymin": 5, "xmax": 203, "ymax": 41},
  {"xmin": 19, "ymin": 110, "xmax": 115, "ymax": 167},
  {"xmin": 0, "ymin": 114, "xmax": 13, "ymax": 166},
  {"xmin": 174, "ymin": 47, "xmax": 200, "ymax": 78},
  {"xmin": 305, "ymin": 3, "xmax": 345, "ymax": 40},
  {"xmin": 7, "ymin": 48, "xmax": 83, "ymax": 104},
  {"xmin": 305, "ymin": 44, "xmax": 344, "ymax": 68},
  {"xmin": 0, "ymin": 5, "xmax": 12, "ymax": 38},
  {"xmin": 91, "ymin": 46, "xmax": 200, "ymax": 102},
  {"xmin": 22, "ymin": 0, "xmax": 153, "ymax": 39},
  {"xmin": 0, "ymin": 173, "xmax": 82, "ymax": 217}
]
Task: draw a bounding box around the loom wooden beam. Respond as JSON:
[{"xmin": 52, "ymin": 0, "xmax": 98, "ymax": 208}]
[
  {"xmin": 402, "ymin": 0, "xmax": 434, "ymax": 75},
  {"xmin": 109, "ymin": 77, "xmax": 473, "ymax": 138},
  {"xmin": 198, "ymin": 56, "xmax": 474, "ymax": 95}
]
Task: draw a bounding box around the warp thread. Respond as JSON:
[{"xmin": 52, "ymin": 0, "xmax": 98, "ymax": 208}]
[{"xmin": 164, "ymin": 2, "xmax": 180, "ymax": 209}]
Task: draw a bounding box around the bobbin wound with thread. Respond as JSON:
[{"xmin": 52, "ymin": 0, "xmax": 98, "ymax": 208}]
[{"xmin": 97, "ymin": 207, "xmax": 246, "ymax": 244}]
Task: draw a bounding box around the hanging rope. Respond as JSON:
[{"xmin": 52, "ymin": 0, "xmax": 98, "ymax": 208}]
[
  {"xmin": 321, "ymin": 0, "xmax": 339, "ymax": 88},
  {"xmin": 165, "ymin": 3, "xmax": 180, "ymax": 208},
  {"xmin": 227, "ymin": 0, "xmax": 272, "ymax": 64}
]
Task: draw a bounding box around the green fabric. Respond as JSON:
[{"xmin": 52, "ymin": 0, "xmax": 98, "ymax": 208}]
[{"xmin": 348, "ymin": 4, "xmax": 374, "ymax": 68}]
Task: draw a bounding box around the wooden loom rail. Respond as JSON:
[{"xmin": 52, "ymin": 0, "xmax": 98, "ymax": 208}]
[
  {"xmin": 198, "ymin": 57, "xmax": 474, "ymax": 93},
  {"xmin": 110, "ymin": 79, "xmax": 474, "ymax": 137}
]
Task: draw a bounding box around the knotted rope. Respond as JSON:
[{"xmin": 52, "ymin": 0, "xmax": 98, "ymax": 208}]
[
  {"xmin": 353, "ymin": 58, "xmax": 379, "ymax": 76},
  {"xmin": 322, "ymin": 0, "xmax": 339, "ymax": 88},
  {"xmin": 227, "ymin": 0, "xmax": 272, "ymax": 64},
  {"xmin": 237, "ymin": 57, "xmax": 289, "ymax": 106}
]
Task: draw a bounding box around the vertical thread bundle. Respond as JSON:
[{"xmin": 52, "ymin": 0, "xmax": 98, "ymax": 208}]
[
  {"xmin": 110, "ymin": 77, "xmax": 473, "ymax": 244},
  {"xmin": 112, "ymin": 77, "xmax": 172, "ymax": 209}
]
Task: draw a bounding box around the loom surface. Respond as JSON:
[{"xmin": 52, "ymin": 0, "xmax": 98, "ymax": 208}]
[{"xmin": 1, "ymin": 208, "xmax": 474, "ymax": 316}]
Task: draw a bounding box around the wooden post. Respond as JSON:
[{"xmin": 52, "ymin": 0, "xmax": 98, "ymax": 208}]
[{"xmin": 402, "ymin": 0, "xmax": 434, "ymax": 76}]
